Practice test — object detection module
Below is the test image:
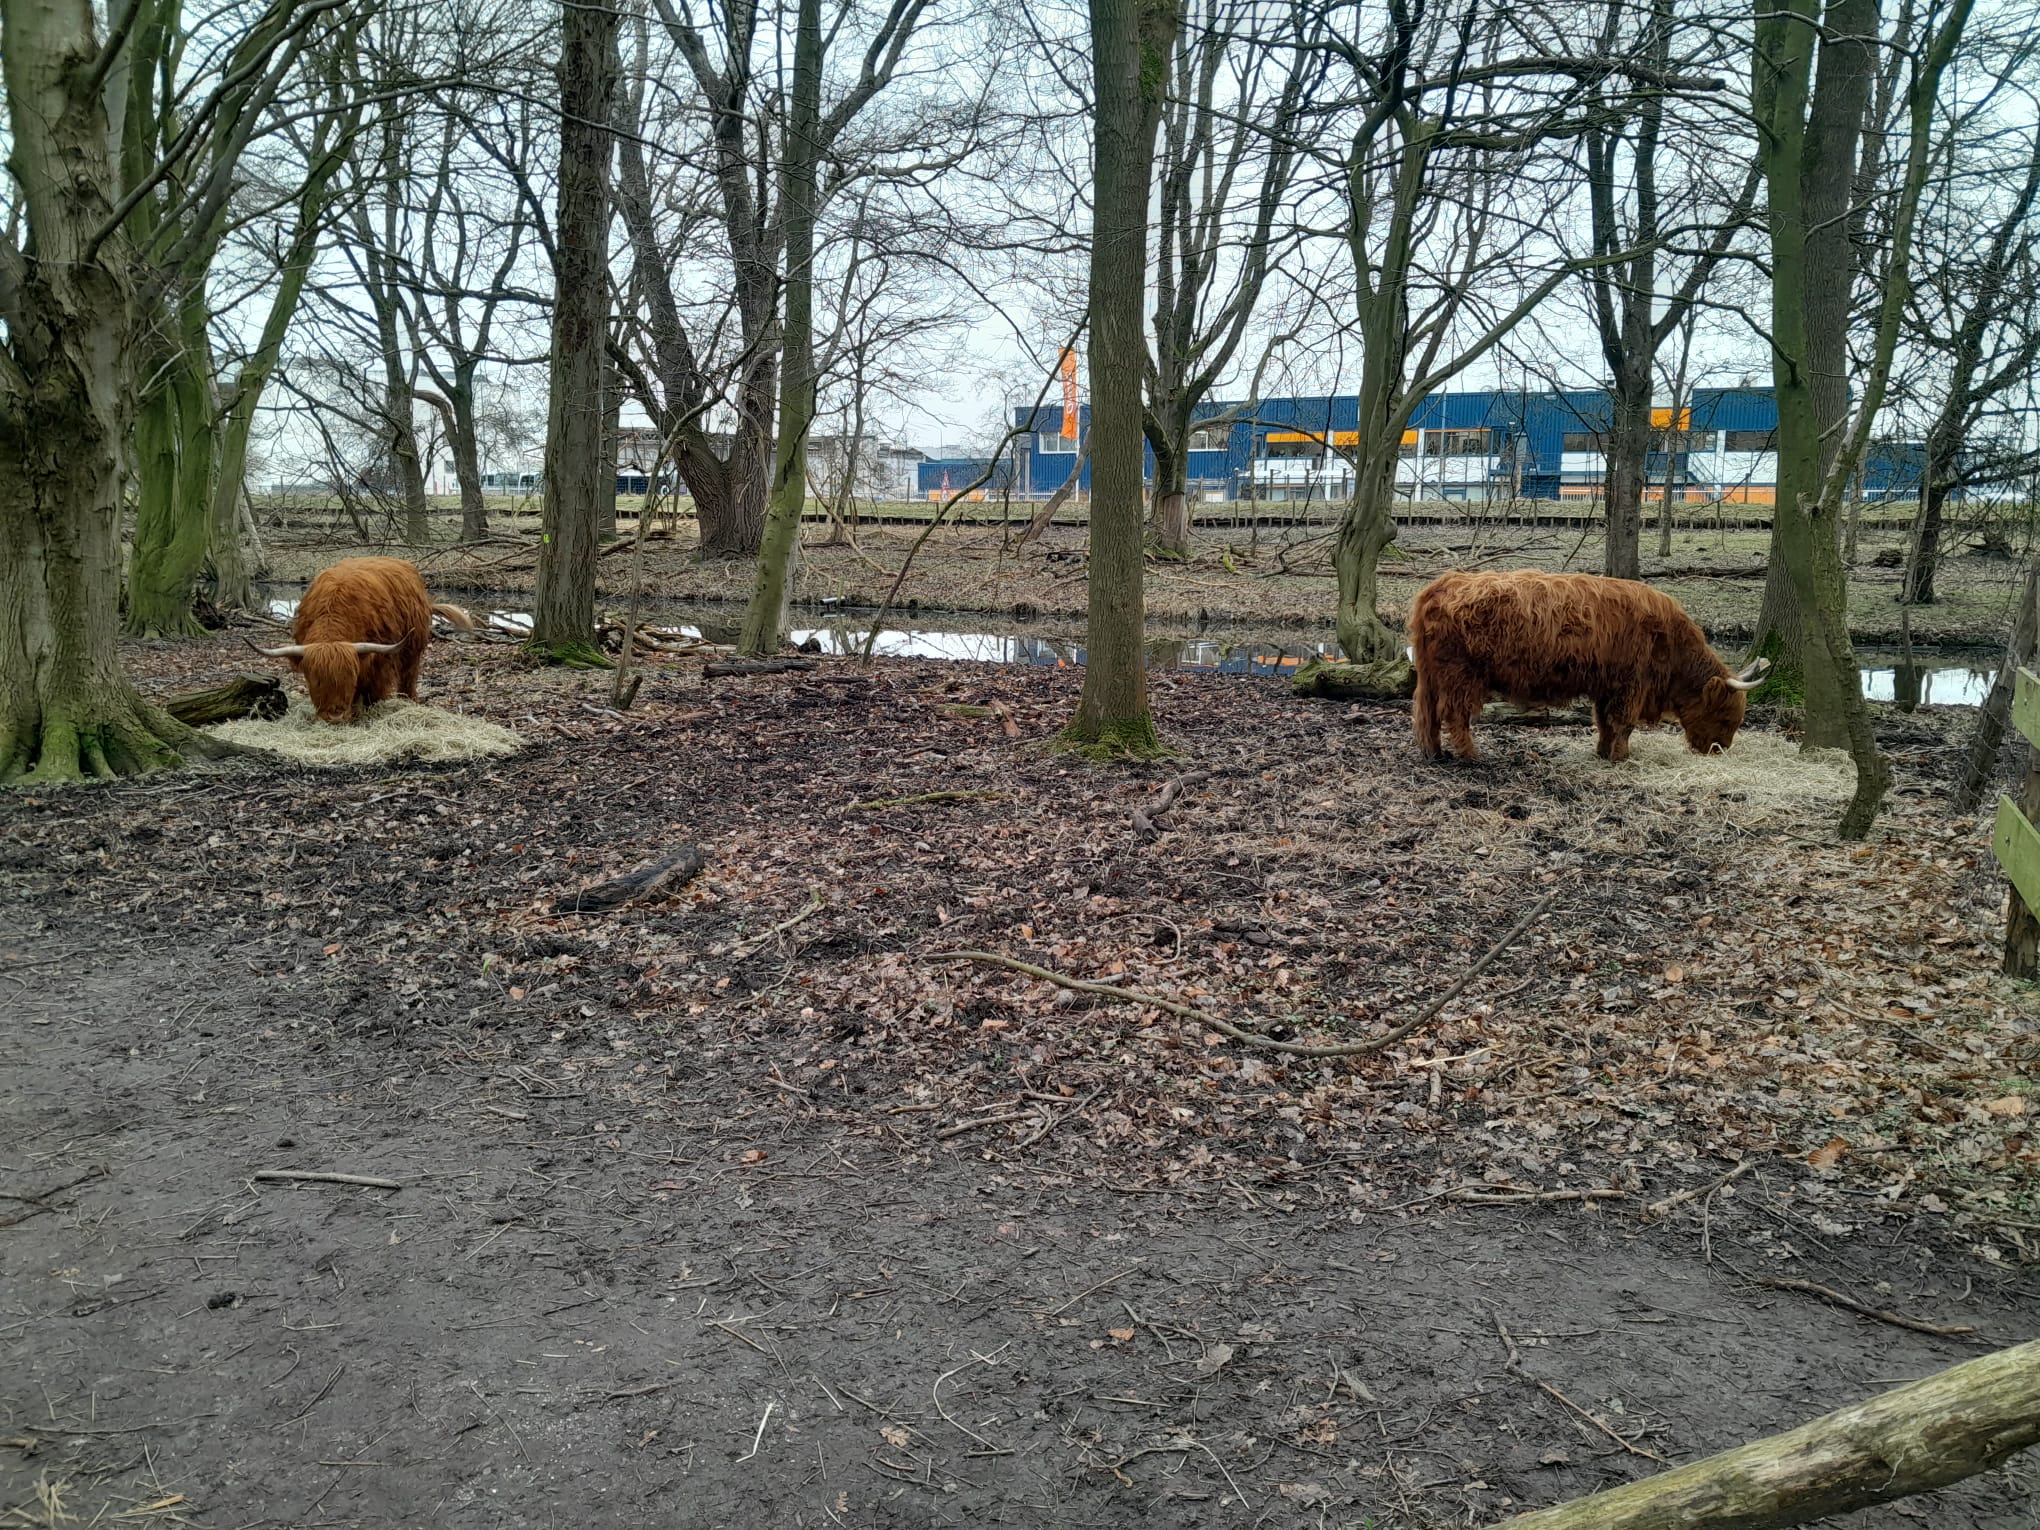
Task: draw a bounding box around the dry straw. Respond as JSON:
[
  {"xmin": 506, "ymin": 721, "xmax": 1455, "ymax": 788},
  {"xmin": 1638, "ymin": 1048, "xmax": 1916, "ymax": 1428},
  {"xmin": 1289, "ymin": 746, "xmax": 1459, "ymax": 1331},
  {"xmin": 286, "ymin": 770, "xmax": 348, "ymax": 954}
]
[
  {"xmin": 210, "ymin": 698, "xmax": 522, "ymax": 767},
  {"xmin": 1543, "ymin": 729, "xmax": 1856, "ymax": 827}
]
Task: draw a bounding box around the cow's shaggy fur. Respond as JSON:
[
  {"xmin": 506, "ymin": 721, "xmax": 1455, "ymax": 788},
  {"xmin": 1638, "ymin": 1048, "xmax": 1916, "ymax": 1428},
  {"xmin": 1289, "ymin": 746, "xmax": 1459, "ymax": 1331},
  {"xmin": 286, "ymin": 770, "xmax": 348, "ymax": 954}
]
[
  {"xmin": 1409, "ymin": 570, "xmax": 1760, "ymax": 762},
  {"xmin": 276, "ymin": 557, "xmax": 442, "ymax": 722}
]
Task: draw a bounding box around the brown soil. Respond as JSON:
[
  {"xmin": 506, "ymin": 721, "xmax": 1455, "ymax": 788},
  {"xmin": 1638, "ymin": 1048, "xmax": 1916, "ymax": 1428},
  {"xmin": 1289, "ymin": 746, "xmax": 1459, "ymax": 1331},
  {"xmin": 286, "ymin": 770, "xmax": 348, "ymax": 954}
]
[{"xmin": 3, "ymin": 632, "xmax": 2037, "ymax": 1527}]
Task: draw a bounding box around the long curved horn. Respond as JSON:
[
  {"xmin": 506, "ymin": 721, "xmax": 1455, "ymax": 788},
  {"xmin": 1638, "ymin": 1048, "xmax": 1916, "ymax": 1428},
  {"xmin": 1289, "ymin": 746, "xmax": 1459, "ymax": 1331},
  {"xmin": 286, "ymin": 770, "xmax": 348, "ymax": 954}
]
[
  {"xmin": 351, "ymin": 640, "xmax": 403, "ymax": 655},
  {"xmin": 244, "ymin": 636, "xmax": 305, "ymax": 659},
  {"xmin": 1726, "ymin": 656, "xmax": 1773, "ymax": 692}
]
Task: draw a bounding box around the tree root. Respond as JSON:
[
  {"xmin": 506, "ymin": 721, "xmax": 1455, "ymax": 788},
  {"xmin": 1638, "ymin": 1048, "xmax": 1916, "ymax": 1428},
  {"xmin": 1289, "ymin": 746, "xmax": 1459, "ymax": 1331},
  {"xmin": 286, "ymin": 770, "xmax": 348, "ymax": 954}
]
[{"xmin": 1055, "ymin": 715, "xmax": 1171, "ymax": 762}]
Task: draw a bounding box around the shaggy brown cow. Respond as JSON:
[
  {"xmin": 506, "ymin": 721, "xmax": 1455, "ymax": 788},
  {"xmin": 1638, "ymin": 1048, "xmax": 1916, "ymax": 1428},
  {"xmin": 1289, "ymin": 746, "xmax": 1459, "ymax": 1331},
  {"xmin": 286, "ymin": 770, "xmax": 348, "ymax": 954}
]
[
  {"xmin": 252, "ymin": 557, "xmax": 461, "ymax": 722},
  {"xmin": 1408, "ymin": 570, "xmax": 1770, "ymax": 763}
]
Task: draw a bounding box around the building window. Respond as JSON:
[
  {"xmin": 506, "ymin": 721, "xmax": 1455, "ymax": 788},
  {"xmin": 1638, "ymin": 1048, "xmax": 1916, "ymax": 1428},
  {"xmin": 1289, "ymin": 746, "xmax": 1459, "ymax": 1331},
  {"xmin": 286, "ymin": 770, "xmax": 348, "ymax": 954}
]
[
  {"xmin": 1264, "ymin": 438, "xmax": 1321, "ymax": 459},
  {"xmin": 1037, "ymin": 432, "xmax": 1075, "ymax": 455},
  {"xmin": 1434, "ymin": 429, "xmax": 1493, "ymax": 457},
  {"xmin": 1724, "ymin": 429, "xmax": 1776, "ymax": 452},
  {"xmin": 1188, "ymin": 426, "xmax": 1229, "ymax": 452},
  {"xmin": 1562, "ymin": 431, "xmax": 1604, "ymax": 453}
]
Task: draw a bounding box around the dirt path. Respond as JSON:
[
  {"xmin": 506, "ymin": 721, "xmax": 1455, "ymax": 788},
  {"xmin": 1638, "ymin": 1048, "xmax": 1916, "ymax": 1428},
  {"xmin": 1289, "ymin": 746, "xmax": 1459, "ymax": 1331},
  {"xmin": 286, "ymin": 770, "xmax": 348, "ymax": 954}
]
[
  {"xmin": 5, "ymin": 931, "xmax": 2036, "ymax": 1528},
  {"xmin": 5, "ymin": 641, "xmax": 2038, "ymax": 1526}
]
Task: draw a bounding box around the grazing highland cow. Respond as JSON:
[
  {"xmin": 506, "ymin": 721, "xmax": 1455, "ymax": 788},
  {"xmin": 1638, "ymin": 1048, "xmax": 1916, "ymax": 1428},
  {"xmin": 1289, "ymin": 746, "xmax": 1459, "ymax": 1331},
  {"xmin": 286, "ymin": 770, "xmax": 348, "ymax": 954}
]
[
  {"xmin": 253, "ymin": 557, "xmax": 460, "ymax": 722},
  {"xmin": 1408, "ymin": 570, "xmax": 1770, "ymax": 763}
]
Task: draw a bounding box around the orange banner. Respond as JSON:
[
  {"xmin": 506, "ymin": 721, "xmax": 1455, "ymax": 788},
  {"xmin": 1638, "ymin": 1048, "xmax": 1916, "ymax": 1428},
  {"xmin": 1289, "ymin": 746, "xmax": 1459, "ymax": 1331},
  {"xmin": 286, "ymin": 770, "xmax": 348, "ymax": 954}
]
[{"xmin": 1060, "ymin": 349, "xmax": 1079, "ymax": 439}]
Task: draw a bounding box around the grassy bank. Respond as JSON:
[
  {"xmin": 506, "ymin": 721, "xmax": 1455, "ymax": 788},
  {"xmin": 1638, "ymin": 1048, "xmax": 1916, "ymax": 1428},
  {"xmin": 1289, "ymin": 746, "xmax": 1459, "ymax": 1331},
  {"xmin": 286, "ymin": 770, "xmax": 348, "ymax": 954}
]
[{"xmin": 251, "ymin": 514, "xmax": 2029, "ymax": 650}]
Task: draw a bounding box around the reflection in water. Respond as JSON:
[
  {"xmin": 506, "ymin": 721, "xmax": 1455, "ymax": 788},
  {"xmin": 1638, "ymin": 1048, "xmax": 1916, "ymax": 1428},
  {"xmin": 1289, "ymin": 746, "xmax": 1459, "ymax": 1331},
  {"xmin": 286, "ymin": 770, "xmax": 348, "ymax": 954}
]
[
  {"xmin": 258, "ymin": 592, "xmax": 1995, "ymax": 702},
  {"xmin": 1859, "ymin": 663, "xmax": 1995, "ymax": 708}
]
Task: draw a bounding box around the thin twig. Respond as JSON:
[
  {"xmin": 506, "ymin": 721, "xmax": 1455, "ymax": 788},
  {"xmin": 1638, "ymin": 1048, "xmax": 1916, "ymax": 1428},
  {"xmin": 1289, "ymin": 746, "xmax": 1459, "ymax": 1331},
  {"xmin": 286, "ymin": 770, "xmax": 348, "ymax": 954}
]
[
  {"xmin": 1754, "ymin": 1278, "xmax": 1978, "ymax": 1337},
  {"xmin": 736, "ymin": 1400, "xmax": 776, "ymax": 1463},
  {"xmin": 1016, "ymin": 1088, "xmax": 1102, "ymax": 1149},
  {"xmin": 1042, "ymin": 1263, "xmax": 1144, "ymax": 1318},
  {"xmin": 931, "ymin": 1358, "xmax": 1012, "ymax": 1455},
  {"xmin": 251, "ymin": 1170, "xmax": 401, "ymax": 1190},
  {"xmin": 1491, "ymin": 1308, "xmax": 1666, "ymax": 1463},
  {"xmin": 937, "ymin": 1110, "xmax": 1042, "ymax": 1141},
  {"xmin": 729, "ymin": 888, "xmax": 825, "ymax": 959},
  {"xmin": 1644, "ymin": 1159, "xmax": 1757, "ymax": 1221},
  {"xmin": 1451, "ymin": 1186, "xmax": 1624, "ymax": 1206},
  {"xmin": 847, "ymin": 790, "xmax": 1004, "ymax": 810},
  {"xmin": 934, "ymin": 888, "xmax": 1558, "ymax": 1059}
]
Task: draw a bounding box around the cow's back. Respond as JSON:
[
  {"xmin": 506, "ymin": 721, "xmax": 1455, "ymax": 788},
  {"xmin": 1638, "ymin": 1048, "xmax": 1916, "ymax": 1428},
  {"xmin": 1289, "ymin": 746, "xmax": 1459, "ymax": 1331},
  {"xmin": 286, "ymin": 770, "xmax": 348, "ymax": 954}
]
[
  {"xmin": 295, "ymin": 557, "xmax": 433, "ymax": 647},
  {"xmin": 1411, "ymin": 570, "xmax": 1698, "ymax": 708}
]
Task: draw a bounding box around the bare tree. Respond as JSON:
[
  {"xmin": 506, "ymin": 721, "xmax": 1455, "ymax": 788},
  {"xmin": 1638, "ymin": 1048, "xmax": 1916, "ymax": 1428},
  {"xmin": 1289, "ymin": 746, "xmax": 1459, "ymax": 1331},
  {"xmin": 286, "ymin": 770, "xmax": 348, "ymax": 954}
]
[
  {"xmin": 611, "ymin": 0, "xmax": 940, "ymax": 561},
  {"xmin": 1748, "ymin": 0, "xmax": 1975, "ymax": 837},
  {"xmin": 2, "ymin": 0, "xmax": 355, "ymax": 777},
  {"xmin": 1143, "ymin": 0, "xmax": 1318, "ymax": 558},
  {"xmin": 1317, "ymin": 0, "xmax": 1660, "ymax": 662},
  {"xmin": 1893, "ymin": 53, "xmax": 2040, "ymax": 604},
  {"xmin": 1576, "ymin": 0, "xmax": 1755, "ymax": 580},
  {"xmin": 530, "ymin": 0, "xmax": 621, "ymax": 665},
  {"xmin": 1063, "ymin": 0, "xmax": 1180, "ymax": 756}
]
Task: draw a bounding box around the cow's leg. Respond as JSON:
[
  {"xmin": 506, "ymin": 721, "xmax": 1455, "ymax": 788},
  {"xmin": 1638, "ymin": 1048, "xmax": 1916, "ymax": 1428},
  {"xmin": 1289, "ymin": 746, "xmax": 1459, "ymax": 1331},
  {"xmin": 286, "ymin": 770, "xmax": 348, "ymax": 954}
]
[
  {"xmin": 397, "ymin": 644, "xmax": 424, "ymax": 701},
  {"xmin": 368, "ymin": 655, "xmax": 401, "ymax": 705},
  {"xmin": 1442, "ymin": 680, "xmax": 1480, "ymax": 760},
  {"xmin": 1598, "ymin": 696, "xmax": 1637, "ymax": 762},
  {"xmin": 1414, "ymin": 676, "xmax": 1442, "ymax": 760}
]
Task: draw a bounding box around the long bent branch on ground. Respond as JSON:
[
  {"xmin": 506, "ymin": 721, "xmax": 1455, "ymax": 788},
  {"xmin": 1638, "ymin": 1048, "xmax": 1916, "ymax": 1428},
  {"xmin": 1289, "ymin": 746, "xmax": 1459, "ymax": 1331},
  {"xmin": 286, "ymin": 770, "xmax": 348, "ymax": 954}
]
[{"xmin": 933, "ymin": 888, "xmax": 1559, "ymax": 1059}]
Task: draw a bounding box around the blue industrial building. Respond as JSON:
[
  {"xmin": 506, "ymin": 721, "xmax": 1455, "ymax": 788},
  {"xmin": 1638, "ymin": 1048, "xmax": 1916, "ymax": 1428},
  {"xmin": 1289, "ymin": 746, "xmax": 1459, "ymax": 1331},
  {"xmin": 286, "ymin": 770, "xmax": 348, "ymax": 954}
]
[{"xmin": 914, "ymin": 386, "xmax": 1928, "ymax": 505}]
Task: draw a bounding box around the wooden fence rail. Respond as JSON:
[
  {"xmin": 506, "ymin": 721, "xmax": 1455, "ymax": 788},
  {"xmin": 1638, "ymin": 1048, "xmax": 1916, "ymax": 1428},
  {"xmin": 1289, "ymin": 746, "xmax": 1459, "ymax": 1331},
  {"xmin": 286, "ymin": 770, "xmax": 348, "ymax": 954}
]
[{"xmin": 1991, "ymin": 666, "xmax": 2040, "ymax": 977}]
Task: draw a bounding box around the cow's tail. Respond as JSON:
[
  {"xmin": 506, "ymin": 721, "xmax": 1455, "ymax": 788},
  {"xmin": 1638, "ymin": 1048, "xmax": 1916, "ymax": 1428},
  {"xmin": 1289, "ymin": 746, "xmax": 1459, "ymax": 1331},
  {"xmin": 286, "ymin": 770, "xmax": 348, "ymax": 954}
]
[{"xmin": 430, "ymin": 601, "xmax": 479, "ymax": 631}]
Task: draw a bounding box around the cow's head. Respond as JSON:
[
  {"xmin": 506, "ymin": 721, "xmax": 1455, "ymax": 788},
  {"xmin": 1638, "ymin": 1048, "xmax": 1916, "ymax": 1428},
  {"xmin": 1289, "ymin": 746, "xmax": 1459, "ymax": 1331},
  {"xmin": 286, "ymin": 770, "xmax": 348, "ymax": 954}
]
[
  {"xmin": 248, "ymin": 638, "xmax": 401, "ymax": 722},
  {"xmin": 1681, "ymin": 658, "xmax": 1771, "ymax": 754}
]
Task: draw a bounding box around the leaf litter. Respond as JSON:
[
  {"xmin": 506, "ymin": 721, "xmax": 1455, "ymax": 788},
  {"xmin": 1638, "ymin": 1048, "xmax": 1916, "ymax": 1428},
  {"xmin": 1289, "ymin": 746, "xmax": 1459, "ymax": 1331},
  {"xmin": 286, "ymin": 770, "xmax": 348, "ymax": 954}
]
[{"xmin": 9, "ymin": 631, "xmax": 2036, "ymax": 1261}]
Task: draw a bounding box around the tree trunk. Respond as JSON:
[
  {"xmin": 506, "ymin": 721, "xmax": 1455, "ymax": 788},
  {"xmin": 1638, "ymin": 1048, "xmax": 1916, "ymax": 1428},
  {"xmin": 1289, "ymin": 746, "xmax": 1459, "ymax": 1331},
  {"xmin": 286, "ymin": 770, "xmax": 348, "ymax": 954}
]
[
  {"xmin": 1952, "ymin": 561, "xmax": 2038, "ymax": 814},
  {"xmin": 1747, "ymin": 0, "xmax": 1876, "ymax": 749},
  {"xmin": 1602, "ymin": 362, "xmax": 1650, "ymax": 580},
  {"xmin": 0, "ymin": 0, "xmax": 213, "ymax": 781},
  {"xmin": 203, "ymin": 101, "xmax": 354, "ymax": 611},
  {"xmin": 700, "ymin": 394, "xmax": 774, "ymax": 557},
  {"xmin": 125, "ymin": 296, "xmax": 216, "ymax": 637},
  {"xmin": 1491, "ymin": 1337, "xmax": 2040, "ymax": 1530},
  {"xmin": 1903, "ymin": 474, "xmax": 1949, "ymax": 605},
  {"xmin": 530, "ymin": 0, "xmax": 619, "ymax": 668},
  {"xmin": 738, "ymin": 0, "xmax": 822, "ymax": 656},
  {"xmin": 1062, "ymin": 0, "xmax": 1179, "ymax": 756},
  {"xmin": 1334, "ymin": 451, "xmax": 1404, "ymax": 662},
  {"xmin": 599, "ymin": 347, "xmax": 620, "ymax": 541},
  {"xmin": 1150, "ymin": 422, "xmax": 1191, "ymax": 558},
  {"xmin": 450, "ymin": 370, "xmax": 488, "ymax": 541},
  {"xmin": 1018, "ymin": 443, "xmax": 1090, "ymax": 548}
]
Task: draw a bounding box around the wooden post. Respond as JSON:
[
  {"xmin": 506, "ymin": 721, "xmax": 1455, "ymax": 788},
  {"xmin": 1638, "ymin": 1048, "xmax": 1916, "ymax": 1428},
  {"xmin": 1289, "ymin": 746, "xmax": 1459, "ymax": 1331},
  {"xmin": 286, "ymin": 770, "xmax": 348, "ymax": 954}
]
[{"xmin": 1995, "ymin": 667, "xmax": 2040, "ymax": 977}]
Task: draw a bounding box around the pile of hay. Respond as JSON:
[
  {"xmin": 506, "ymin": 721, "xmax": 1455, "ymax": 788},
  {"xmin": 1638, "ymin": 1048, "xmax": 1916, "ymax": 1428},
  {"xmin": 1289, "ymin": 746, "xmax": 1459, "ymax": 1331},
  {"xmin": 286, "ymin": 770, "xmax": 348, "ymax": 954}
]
[
  {"xmin": 209, "ymin": 697, "xmax": 523, "ymax": 767},
  {"xmin": 1543, "ymin": 728, "xmax": 1856, "ymax": 826}
]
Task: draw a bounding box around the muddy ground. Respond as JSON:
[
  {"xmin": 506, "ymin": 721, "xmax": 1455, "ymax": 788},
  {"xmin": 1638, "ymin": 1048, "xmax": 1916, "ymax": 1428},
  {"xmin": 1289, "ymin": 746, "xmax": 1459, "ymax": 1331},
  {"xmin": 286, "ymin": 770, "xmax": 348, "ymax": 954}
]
[
  {"xmin": 252, "ymin": 517, "xmax": 2031, "ymax": 648},
  {"xmin": 3, "ymin": 633, "xmax": 2038, "ymax": 1527}
]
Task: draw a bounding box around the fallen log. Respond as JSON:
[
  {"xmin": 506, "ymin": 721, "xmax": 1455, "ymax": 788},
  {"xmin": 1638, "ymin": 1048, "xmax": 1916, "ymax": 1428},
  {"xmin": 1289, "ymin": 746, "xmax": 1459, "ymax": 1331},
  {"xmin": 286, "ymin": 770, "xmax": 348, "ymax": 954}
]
[
  {"xmin": 163, "ymin": 675, "xmax": 288, "ymax": 727},
  {"xmin": 702, "ymin": 657, "xmax": 816, "ymax": 678},
  {"xmin": 1487, "ymin": 1337, "xmax": 2040, "ymax": 1530},
  {"xmin": 1291, "ymin": 657, "xmax": 1415, "ymax": 700},
  {"xmin": 554, "ymin": 846, "xmax": 707, "ymax": 914}
]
